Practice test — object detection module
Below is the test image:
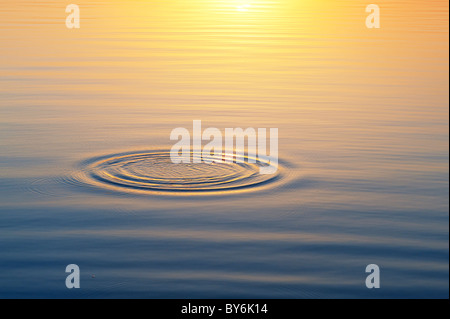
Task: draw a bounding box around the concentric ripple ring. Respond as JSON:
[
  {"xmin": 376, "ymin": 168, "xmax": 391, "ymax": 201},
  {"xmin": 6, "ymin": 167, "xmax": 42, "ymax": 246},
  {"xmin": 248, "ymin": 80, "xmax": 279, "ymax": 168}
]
[{"xmin": 70, "ymin": 150, "xmax": 283, "ymax": 195}]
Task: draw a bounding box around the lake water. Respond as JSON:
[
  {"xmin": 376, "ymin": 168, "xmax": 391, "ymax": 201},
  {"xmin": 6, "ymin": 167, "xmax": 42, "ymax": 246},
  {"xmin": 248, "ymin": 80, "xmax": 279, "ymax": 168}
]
[{"xmin": 0, "ymin": 0, "xmax": 448, "ymax": 298}]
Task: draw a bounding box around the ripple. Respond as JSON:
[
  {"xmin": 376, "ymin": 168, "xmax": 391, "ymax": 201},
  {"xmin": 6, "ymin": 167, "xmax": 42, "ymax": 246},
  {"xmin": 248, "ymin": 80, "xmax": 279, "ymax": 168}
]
[{"xmin": 67, "ymin": 150, "xmax": 284, "ymax": 196}]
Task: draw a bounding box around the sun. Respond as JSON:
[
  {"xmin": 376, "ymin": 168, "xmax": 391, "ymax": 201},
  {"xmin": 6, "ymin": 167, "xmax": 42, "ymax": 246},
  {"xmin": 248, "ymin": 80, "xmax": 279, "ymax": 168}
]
[
  {"xmin": 237, "ymin": 4, "xmax": 251, "ymax": 12},
  {"xmin": 236, "ymin": 1, "xmax": 252, "ymax": 12}
]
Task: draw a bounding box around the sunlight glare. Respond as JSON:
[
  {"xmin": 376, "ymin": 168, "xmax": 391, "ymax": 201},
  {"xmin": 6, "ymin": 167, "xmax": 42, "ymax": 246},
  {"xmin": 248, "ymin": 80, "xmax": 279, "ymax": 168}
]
[{"xmin": 236, "ymin": 1, "xmax": 252, "ymax": 12}]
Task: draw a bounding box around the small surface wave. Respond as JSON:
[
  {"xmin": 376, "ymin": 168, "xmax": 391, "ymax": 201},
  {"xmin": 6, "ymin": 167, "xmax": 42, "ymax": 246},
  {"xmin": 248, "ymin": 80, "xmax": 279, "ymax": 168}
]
[{"xmin": 67, "ymin": 150, "xmax": 283, "ymax": 196}]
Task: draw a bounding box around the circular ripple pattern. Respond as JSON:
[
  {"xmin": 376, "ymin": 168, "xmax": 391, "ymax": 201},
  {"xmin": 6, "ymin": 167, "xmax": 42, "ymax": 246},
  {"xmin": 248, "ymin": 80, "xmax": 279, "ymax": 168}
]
[{"xmin": 71, "ymin": 150, "xmax": 281, "ymax": 195}]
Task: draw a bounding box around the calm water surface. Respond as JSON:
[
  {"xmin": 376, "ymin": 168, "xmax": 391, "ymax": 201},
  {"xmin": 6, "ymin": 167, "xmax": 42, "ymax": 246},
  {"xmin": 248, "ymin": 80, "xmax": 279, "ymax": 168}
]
[{"xmin": 0, "ymin": 0, "xmax": 448, "ymax": 298}]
